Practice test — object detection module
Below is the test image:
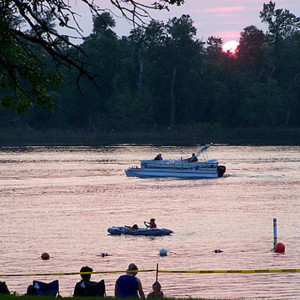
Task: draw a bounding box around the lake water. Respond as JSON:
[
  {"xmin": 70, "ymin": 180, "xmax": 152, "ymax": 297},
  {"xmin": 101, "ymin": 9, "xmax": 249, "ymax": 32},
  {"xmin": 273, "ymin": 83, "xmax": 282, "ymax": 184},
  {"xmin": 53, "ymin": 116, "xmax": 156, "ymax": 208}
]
[{"xmin": 0, "ymin": 145, "xmax": 299, "ymax": 299}]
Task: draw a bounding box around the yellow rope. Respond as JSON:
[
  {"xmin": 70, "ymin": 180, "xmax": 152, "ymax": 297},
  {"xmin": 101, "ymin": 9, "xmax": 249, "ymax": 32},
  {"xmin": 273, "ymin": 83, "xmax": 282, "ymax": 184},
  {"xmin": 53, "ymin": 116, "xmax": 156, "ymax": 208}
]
[
  {"xmin": 0, "ymin": 268, "xmax": 299, "ymax": 277},
  {"xmin": 0, "ymin": 270, "xmax": 156, "ymax": 277},
  {"xmin": 158, "ymin": 269, "xmax": 300, "ymax": 274}
]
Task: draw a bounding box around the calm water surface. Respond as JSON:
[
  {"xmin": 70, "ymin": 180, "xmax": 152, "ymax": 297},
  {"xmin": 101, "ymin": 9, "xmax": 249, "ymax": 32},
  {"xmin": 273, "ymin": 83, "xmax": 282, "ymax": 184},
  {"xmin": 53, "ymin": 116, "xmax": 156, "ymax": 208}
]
[{"xmin": 0, "ymin": 145, "xmax": 299, "ymax": 299}]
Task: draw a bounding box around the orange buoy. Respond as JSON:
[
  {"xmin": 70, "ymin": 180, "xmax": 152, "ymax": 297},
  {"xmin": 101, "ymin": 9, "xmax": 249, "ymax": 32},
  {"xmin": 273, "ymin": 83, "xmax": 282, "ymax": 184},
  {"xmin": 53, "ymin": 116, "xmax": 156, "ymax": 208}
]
[
  {"xmin": 41, "ymin": 252, "xmax": 50, "ymax": 260},
  {"xmin": 274, "ymin": 243, "xmax": 285, "ymax": 253}
]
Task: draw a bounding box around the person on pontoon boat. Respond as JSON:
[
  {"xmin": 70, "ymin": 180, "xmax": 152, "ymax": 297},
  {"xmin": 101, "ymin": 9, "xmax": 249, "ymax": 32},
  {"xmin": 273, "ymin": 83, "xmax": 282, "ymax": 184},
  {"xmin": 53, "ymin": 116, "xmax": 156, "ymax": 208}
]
[
  {"xmin": 186, "ymin": 153, "xmax": 198, "ymax": 162},
  {"xmin": 154, "ymin": 154, "xmax": 163, "ymax": 160}
]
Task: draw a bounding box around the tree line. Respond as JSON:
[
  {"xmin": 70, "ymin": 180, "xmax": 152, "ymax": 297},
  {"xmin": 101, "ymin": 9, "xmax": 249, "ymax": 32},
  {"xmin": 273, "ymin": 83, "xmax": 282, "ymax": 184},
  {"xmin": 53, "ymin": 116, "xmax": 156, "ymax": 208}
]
[{"xmin": 1, "ymin": 1, "xmax": 300, "ymax": 133}]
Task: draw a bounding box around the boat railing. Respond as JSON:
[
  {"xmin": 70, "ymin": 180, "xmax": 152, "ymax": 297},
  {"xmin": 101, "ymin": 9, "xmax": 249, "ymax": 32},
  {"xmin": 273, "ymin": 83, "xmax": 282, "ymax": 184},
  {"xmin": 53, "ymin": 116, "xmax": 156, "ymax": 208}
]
[{"xmin": 141, "ymin": 159, "xmax": 218, "ymax": 170}]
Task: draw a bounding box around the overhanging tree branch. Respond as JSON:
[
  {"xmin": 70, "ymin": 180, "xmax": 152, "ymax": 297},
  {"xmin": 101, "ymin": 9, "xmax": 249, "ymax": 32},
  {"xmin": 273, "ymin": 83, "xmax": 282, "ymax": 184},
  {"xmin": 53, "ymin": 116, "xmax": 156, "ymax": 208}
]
[{"xmin": 0, "ymin": 0, "xmax": 185, "ymax": 113}]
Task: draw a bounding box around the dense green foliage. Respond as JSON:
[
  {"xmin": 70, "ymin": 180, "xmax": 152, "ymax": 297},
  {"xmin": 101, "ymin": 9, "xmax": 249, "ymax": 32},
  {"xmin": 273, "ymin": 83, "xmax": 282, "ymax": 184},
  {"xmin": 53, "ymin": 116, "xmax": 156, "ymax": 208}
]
[
  {"xmin": 0, "ymin": 0, "xmax": 184, "ymax": 114},
  {"xmin": 1, "ymin": 1, "xmax": 300, "ymax": 133}
]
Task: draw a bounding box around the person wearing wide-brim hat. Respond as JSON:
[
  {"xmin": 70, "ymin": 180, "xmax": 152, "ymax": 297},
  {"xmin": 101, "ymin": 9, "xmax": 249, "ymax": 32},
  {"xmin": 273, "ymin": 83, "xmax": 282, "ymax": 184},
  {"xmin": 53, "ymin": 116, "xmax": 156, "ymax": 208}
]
[{"xmin": 115, "ymin": 263, "xmax": 145, "ymax": 298}]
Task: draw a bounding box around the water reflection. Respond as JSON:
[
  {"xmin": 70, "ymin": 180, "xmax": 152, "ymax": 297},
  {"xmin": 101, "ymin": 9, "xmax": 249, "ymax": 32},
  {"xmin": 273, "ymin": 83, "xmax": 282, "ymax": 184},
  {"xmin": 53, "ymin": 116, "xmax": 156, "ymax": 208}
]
[{"xmin": 0, "ymin": 145, "xmax": 299, "ymax": 299}]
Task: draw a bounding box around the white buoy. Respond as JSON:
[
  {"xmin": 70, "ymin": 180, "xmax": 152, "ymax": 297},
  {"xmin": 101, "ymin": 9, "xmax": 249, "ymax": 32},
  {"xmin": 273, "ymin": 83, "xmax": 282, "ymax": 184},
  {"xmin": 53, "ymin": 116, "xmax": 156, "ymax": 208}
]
[{"xmin": 159, "ymin": 248, "xmax": 168, "ymax": 256}]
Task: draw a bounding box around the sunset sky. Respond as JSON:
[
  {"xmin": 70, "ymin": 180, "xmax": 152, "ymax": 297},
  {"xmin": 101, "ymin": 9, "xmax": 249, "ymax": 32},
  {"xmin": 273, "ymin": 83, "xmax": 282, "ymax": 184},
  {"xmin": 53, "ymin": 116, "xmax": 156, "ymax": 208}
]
[{"xmin": 73, "ymin": 0, "xmax": 300, "ymax": 43}]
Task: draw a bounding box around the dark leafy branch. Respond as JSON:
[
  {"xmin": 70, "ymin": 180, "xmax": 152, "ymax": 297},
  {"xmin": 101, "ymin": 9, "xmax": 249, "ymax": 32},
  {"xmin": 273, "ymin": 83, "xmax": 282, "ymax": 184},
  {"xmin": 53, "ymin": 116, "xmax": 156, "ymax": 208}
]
[{"xmin": 0, "ymin": 0, "xmax": 185, "ymax": 113}]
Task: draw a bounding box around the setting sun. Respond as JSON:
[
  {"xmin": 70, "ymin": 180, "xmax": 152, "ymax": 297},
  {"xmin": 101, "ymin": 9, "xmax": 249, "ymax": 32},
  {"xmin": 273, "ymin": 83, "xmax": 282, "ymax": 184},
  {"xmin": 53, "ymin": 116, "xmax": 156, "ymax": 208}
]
[{"xmin": 222, "ymin": 40, "xmax": 240, "ymax": 54}]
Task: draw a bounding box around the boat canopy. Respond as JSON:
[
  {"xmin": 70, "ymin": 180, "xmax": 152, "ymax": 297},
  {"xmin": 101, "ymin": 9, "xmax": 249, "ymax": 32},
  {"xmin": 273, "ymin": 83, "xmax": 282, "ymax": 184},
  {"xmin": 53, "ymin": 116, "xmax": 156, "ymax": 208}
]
[{"xmin": 195, "ymin": 143, "xmax": 212, "ymax": 157}]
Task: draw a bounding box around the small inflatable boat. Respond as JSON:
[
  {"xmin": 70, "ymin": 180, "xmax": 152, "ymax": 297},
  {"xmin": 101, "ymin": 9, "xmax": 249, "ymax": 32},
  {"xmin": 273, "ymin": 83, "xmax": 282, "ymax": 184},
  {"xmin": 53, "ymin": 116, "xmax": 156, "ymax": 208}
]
[{"xmin": 107, "ymin": 226, "xmax": 173, "ymax": 236}]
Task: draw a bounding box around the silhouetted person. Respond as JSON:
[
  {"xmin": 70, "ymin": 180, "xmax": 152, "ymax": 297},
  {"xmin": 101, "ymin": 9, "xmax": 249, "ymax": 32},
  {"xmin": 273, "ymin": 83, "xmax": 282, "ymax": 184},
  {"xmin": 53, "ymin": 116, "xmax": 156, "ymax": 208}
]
[
  {"xmin": 147, "ymin": 281, "xmax": 164, "ymax": 298},
  {"xmin": 74, "ymin": 266, "xmax": 105, "ymax": 297},
  {"xmin": 115, "ymin": 263, "xmax": 145, "ymax": 298},
  {"xmin": 154, "ymin": 154, "xmax": 162, "ymax": 160},
  {"xmin": 144, "ymin": 218, "xmax": 157, "ymax": 228},
  {"xmin": 187, "ymin": 153, "xmax": 198, "ymax": 162}
]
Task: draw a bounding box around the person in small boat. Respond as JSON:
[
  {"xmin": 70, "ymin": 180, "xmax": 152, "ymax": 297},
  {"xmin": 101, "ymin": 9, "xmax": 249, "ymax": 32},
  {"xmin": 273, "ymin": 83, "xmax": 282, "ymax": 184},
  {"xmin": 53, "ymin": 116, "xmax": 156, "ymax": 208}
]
[
  {"xmin": 154, "ymin": 154, "xmax": 162, "ymax": 160},
  {"xmin": 115, "ymin": 263, "xmax": 145, "ymax": 298},
  {"xmin": 131, "ymin": 224, "xmax": 139, "ymax": 230},
  {"xmin": 125, "ymin": 224, "xmax": 139, "ymax": 232},
  {"xmin": 147, "ymin": 281, "xmax": 164, "ymax": 298},
  {"xmin": 187, "ymin": 153, "xmax": 198, "ymax": 162},
  {"xmin": 144, "ymin": 218, "xmax": 157, "ymax": 228}
]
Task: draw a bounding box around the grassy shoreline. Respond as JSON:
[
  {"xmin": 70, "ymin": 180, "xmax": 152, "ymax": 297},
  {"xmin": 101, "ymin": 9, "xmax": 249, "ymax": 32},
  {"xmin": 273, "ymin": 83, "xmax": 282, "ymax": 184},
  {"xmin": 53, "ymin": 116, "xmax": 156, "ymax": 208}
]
[
  {"xmin": 0, "ymin": 127, "xmax": 300, "ymax": 147},
  {"xmin": 1, "ymin": 296, "xmax": 215, "ymax": 300}
]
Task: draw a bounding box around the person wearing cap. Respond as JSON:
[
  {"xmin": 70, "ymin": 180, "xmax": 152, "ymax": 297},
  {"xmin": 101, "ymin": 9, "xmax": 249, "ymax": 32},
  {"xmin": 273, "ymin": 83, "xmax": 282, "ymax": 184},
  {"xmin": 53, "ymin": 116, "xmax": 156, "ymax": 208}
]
[
  {"xmin": 115, "ymin": 263, "xmax": 145, "ymax": 298},
  {"xmin": 144, "ymin": 218, "xmax": 157, "ymax": 228}
]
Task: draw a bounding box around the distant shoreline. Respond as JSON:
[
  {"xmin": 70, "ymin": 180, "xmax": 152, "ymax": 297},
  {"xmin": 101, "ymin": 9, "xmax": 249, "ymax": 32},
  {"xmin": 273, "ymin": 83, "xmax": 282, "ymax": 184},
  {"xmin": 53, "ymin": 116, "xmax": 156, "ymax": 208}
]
[{"xmin": 0, "ymin": 127, "xmax": 299, "ymax": 147}]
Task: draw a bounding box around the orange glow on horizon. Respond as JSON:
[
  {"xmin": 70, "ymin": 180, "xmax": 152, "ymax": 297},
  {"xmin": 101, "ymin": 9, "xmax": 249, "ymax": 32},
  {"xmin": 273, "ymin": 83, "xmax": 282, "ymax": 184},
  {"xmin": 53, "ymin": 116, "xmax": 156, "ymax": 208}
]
[{"xmin": 222, "ymin": 40, "xmax": 239, "ymax": 54}]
